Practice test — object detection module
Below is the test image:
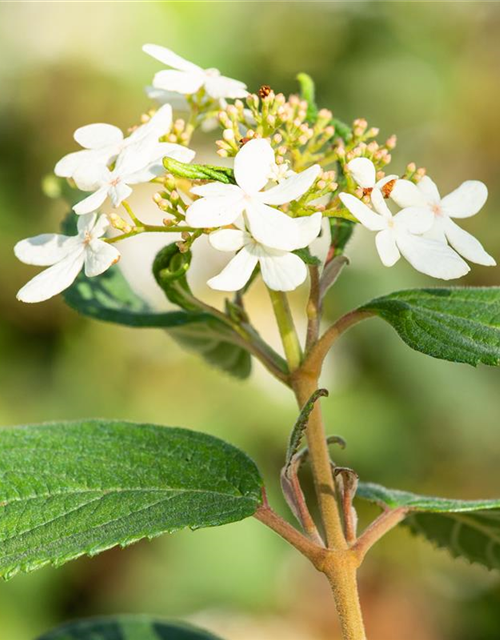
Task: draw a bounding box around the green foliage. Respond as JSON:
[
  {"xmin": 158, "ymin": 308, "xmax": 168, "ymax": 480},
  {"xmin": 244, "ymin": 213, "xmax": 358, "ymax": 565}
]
[
  {"xmin": 296, "ymin": 72, "xmax": 318, "ymax": 123},
  {"xmin": 163, "ymin": 158, "xmax": 236, "ymax": 184},
  {"xmin": 360, "ymin": 287, "xmax": 500, "ymax": 366},
  {"xmin": 357, "ymin": 482, "xmax": 500, "ymax": 570},
  {"xmin": 36, "ymin": 616, "xmax": 224, "ymax": 640},
  {"xmin": 329, "ymin": 218, "xmax": 355, "ymax": 257},
  {"xmin": 0, "ymin": 421, "xmax": 263, "ymax": 579},
  {"xmin": 64, "ymin": 262, "xmax": 251, "ymax": 379},
  {"xmin": 293, "ymin": 247, "xmax": 321, "ymax": 266}
]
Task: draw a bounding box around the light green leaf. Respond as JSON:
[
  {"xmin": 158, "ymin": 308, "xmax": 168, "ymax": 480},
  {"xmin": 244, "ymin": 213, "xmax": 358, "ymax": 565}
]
[
  {"xmin": 163, "ymin": 157, "xmax": 235, "ymax": 184},
  {"xmin": 0, "ymin": 421, "xmax": 263, "ymax": 579},
  {"xmin": 64, "ymin": 264, "xmax": 251, "ymax": 379},
  {"xmin": 36, "ymin": 616, "xmax": 224, "ymax": 640},
  {"xmin": 357, "ymin": 482, "xmax": 500, "ymax": 570},
  {"xmin": 296, "ymin": 72, "xmax": 318, "ymax": 123},
  {"xmin": 360, "ymin": 287, "xmax": 500, "ymax": 366}
]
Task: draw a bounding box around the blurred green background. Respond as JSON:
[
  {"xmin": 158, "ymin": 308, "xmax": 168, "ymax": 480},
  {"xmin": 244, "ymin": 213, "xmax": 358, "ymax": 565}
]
[{"xmin": 1, "ymin": 2, "xmax": 500, "ymax": 639}]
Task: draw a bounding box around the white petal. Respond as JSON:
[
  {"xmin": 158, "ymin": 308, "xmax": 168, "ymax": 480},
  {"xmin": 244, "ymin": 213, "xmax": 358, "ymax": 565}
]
[
  {"xmin": 417, "ymin": 176, "xmax": 441, "ymax": 204},
  {"xmin": 152, "ymin": 70, "xmax": 205, "ymax": 95},
  {"xmin": 14, "ymin": 233, "xmax": 78, "ymax": 266},
  {"xmin": 346, "ymin": 158, "xmax": 376, "ymax": 189},
  {"xmin": 191, "ymin": 183, "xmax": 242, "ymax": 198},
  {"xmin": 90, "ymin": 214, "xmax": 110, "ymax": 238},
  {"xmin": 142, "ymin": 44, "xmax": 202, "ymax": 73},
  {"xmin": 54, "ymin": 150, "xmax": 95, "ymax": 178},
  {"xmin": 16, "ymin": 250, "xmax": 85, "ymax": 303},
  {"xmin": 84, "ymin": 239, "xmax": 121, "ymax": 277},
  {"xmin": 375, "ymin": 229, "xmax": 400, "ymax": 267},
  {"xmin": 257, "ymin": 247, "xmax": 308, "ymax": 291},
  {"xmin": 77, "ymin": 212, "xmax": 101, "ymax": 235},
  {"xmin": 109, "ymin": 182, "xmax": 133, "ymax": 208},
  {"xmin": 393, "ymin": 207, "xmax": 434, "ymax": 235},
  {"xmin": 390, "ymin": 179, "xmax": 427, "ymax": 208},
  {"xmin": 207, "ymin": 247, "xmax": 258, "ymax": 291},
  {"xmin": 440, "ymin": 180, "xmax": 488, "ymax": 219},
  {"xmin": 129, "ymin": 104, "xmax": 172, "ymax": 142},
  {"xmin": 395, "ymin": 231, "xmax": 470, "ymax": 280},
  {"xmin": 424, "ymin": 217, "xmax": 447, "ymax": 243},
  {"xmin": 159, "ymin": 142, "xmax": 196, "ymax": 163},
  {"xmin": 73, "ymin": 162, "xmax": 110, "ymax": 191},
  {"xmin": 259, "ymin": 165, "xmax": 321, "ymax": 205},
  {"xmin": 209, "ymin": 229, "xmax": 246, "ymax": 252},
  {"xmin": 204, "ymin": 75, "xmax": 248, "ymax": 99},
  {"xmin": 339, "ymin": 193, "xmax": 386, "ymax": 231},
  {"xmin": 443, "ymin": 218, "xmax": 496, "ymax": 266},
  {"xmin": 370, "ymin": 188, "xmax": 393, "ymax": 219},
  {"xmin": 73, "ymin": 187, "xmax": 109, "ymax": 215},
  {"xmin": 234, "ymin": 139, "xmax": 275, "ymax": 195},
  {"xmin": 293, "ymin": 212, "xmax": 323, "ymax": 249},
  {"xmin": 186, "ymin": 194, "xmax": 245, "ymax": 228},
  {"xmin": 74, "ymin": 123, "xmax": 123, "ymax": 150},
  {"xmin": 245, "ymin": 201, "xmax": 300, "ymax": 251}
]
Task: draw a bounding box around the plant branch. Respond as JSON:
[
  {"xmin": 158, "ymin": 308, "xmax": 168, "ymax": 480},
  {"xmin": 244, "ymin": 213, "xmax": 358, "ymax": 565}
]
[
  {"xmin": 254, "ymin": 504, "xmax": 326, "ymax": 566},
  {"xmin": 301, "ymin": 309, "xmax": 374, "ymax": 379},
  {"xmin": 353, "ymin": 506, "xmax": 408, "ymax": 563}
]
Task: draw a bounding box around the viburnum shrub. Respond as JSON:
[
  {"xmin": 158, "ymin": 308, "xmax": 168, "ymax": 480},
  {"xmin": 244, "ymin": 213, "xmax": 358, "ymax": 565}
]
[{"xmin": 9, "ymin": 45, "xmax": 500, "ymax": 640}]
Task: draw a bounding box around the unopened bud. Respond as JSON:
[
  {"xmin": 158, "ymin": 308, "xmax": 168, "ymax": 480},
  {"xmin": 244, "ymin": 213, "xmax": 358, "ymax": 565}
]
[
  {"xmin": 217, "ymin": 149, "xmax": 229, "ymax": 157},
  {"xmin": 385, "ymin": 134, "xmax": 397, "ymax": 150},
  {"xmin": 223, "ymin": 128, "xmax": 235, "ymax": 142}
]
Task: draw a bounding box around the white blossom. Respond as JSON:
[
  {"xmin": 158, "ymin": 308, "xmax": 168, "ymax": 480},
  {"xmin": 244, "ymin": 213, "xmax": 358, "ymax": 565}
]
[
  {"xmin": 207, "ymin": 213, "xmax": 322, "ymax": 292},
  {"xmin": 71, "ymin": 134, "xmax": 194, "ymax": 215},
  {"xmin": 55, "ymin": 104, "xmax": 192, "ymax": 184},
  {"xmin": 143, "ymin": 44, "xmax": 248, "ymax": 100},
  {"xmin": 345, "ymin": 157, "xmax": 397, "ymax": 192},
  {"xmin": 15, "ymin": 213, "xmax": 119, "ymax": 303},
  {"xmin": 339, "ymin": 189, "xmax": 470, "ymax": 280},
  {"xmin": 186, "ymin": 138, "xmax": 321, "ymax": 251},
  {"xmin": 390, "ymin": 176, "xmax": 496, "ymax": 266}
]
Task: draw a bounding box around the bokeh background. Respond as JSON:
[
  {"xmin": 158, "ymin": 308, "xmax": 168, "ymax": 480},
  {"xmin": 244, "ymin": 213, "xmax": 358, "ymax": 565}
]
[{"xmin": 1, "ymin": 2, "xmax": 500, "ymax": 639}]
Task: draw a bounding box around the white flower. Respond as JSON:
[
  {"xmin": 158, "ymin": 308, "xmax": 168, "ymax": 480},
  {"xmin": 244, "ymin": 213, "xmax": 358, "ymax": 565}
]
[
  {"xmin": 143, "ymin": 44, "xmax": 248, "ymax": 100},
  {"xmin": 71, "ymin": 134, "xmax": 194, "ymax": 215},
  {"xmin": 390, "ymin": 176, "xmax": 496, "ymax": 266},
  {"xmin": 268, "ymin": 160, "xmax": 295, "ymax": 183},
  {"xmin": 207, "ymin": 213, "xmax": 323, "ymax": 292},
  {"xmin": 55, "ymin": 104, "xmax": 192, "ymax": 183},
  {"xmin": 345, "ymin": 157, "xmax": 397, "ymax": 192},
  {"xmin": 186, "ymin": 138, "xmax": 321, "ymax": 250},
  {"xmin": 339, "ymin": 189, "xmax": 470, "ymax": 280},
  {"xmin": 15, "ymin": 213, "xmax": 120, "ymax": 303}
]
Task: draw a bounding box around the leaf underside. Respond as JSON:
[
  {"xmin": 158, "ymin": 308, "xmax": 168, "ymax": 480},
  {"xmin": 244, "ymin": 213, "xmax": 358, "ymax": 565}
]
[
  {"xmin": 0, "ymin": 421, "xmax": 262, "ymax": 580},
  {"xmin": 36, "ymin": 615, "xmax": 224, "ymax": 640},
  {"xmin": 360, "ymin": 287, "xmax": 500, "ymax": 366},
  {"xmin": 63, "ymin": 265, "xmax": 251, "ymax": 379},
  {"xmin": 357, "ymin": 482, "xmax": 500, "ymax": 570}
]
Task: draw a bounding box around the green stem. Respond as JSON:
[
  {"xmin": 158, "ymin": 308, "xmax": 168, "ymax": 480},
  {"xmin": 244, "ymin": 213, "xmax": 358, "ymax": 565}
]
[
  {"xmin": 268, "ymin": 289, "xmax": 303, "ymax": 371},
  {"xmin": 106, "ymin": 225, "xmax": 198, "ymax": 244}
]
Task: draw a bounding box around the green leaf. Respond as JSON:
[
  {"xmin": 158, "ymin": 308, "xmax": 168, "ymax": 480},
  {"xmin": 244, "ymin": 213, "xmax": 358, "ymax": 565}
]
[
  {"xmin": 36, "ymin": 615, "xmax": 224, "ymax": 640},
  {"xmin": 293, "ymin": 247, "xmax": 321, "ymax": 266},
  {"xmin": 163, "ymin": 158, "xmax": 236, "ymax": 184},
  {"xmin": 330, "ymin": 117, "xmax": 352, "ymax": 142},
  {"xmin": 296, "ymin": 72, "xmax": 318, "ymax": 123},
  {"xmin": 359, "ymin": 287, "xmax": 500, "ymax": 366},
  {"xmin": 63, "ymin": 264, "xmax": 252, "ymax": 379},
  {"xmin": 357, "ymin": 482, "xmax": 500, "ymax": 570},
  {"xmin": 329, "ymin": 218, "xmax": 355, "ymax": 257},
  {"xmin": 0, "ymin": 420, "xmax": 263, "ymax": 580},
  {"xmin": 285, "ymin": 389, "xmax": 328, "ymax": 470}
]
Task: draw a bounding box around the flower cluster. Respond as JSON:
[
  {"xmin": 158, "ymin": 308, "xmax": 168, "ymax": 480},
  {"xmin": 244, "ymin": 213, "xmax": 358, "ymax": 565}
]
[{"xmin": 15, "ymin": 45, "xmax": 495, "ymax": 303}]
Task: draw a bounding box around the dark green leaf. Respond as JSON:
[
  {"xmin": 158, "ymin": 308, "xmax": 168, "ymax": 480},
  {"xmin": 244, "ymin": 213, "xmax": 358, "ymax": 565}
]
[
  {"xmin": 329, "ymin": 218, "xmax": 355, "ymax": 257},
  {"xmin": 163, "ymin": 158, "xmax": 236, "ymax": 184},
  {"xmin": 64, "ymin": 264, "xmax": 252, "ymax": 379},
  {"xmin": 36, "ymin": 615, "xmax": 224, "ymax": 640},
  {"xmin": 359, "ymin": 287, "xmax": 500, "ymax": 366},
  {"xmin": 296, "ymin": 72, "xmax": 318, "ymax": 124},
  {"xmin": 357, "ymin": 482, "xmax": 500, "ymax": 570},
  {"xmin": 293, "ymin": 247, "xmax": 321, "ymax": 266},
  {"xmin": 0, "ymin": 420, "xmax": 263, "ymax": 579},
  {"xmin": 152, "ymin": 243, "xmax": 198, "ymax": 312}
]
